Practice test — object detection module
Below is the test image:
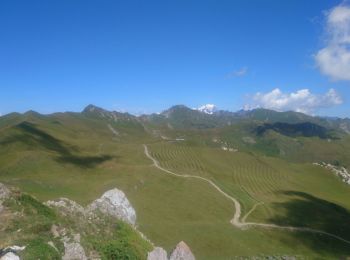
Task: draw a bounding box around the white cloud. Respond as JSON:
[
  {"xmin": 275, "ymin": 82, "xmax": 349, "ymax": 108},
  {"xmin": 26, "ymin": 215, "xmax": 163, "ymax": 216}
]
[
  {"xmin": 226, "ymin": 67, "xmax": 248, "ymax": 78},
  {"xmin": 245, "ymin": 88, "xmax": 343, "ymax": 114},
  {"xmin": 196, "ymin": 104, "xmax": 217, "ymax": 114},
  {"xmin": 315, "ymin": 4, "xmax": 350, "ymax": 80}
]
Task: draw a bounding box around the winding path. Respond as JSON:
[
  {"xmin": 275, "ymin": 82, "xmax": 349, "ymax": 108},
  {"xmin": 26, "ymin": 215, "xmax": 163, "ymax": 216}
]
[
  {"xmin": 143, "ymin": 144, "xmax": 350, "ymax": 245},
  {"xmin": 242, "ymin": 202, "xmax": 264, "ymax": 223}
]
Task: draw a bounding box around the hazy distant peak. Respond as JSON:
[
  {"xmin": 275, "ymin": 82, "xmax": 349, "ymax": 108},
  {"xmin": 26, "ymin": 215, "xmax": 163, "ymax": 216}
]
[
  {"xmin": 161, "ymin": 105, "xmax": 192, "ymax": 116},
  {"xmin": 24, "ymin": 110, "xmax": 41, "ymax": 116},
  {"xmin": 82, "ymin": 104, "xmax": 105, "ymax": 113}
]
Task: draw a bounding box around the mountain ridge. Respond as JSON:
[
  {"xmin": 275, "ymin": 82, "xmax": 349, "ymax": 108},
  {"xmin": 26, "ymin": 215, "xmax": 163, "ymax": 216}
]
[
  {"xmin": 1, "ymin": 104, "xmax": 349, "ymax": 120},
  {"xmin": 1, "ymin": 104, "xmax": 349, "ymax": 135}
]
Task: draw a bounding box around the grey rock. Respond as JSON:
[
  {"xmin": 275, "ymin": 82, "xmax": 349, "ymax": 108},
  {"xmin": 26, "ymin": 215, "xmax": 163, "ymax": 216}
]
[
  {"xmin": 0, "ymin": 246, "xmax": 25, "ymax": 260},
  {"xmin": 45, "ymin": 188, "xmax": 136, "ymax": 225},
  {"xmin": 147, "ymin": 247, "xmax": 168, "ymax": 260},
  {"xmin": 45, "ymin": 198, "xmax": 85, "ymax": 216},
  {"xmin": 0, "ymin": 252, "xmax": 20, "ymax": 260},
  {"xmin": 0, "ymin": 183, "xmax": 10, "ymax": 211},
  {"xmin": 87, "ymin": 188, "xmax": 136, "ymax": 225},
  {"xmin": 170, "ymin": 241, "xmax": 195, "ymax": 260},
  {"xmin": 62, "ymin": 239, "xmax": 87, "ymax": 260}
]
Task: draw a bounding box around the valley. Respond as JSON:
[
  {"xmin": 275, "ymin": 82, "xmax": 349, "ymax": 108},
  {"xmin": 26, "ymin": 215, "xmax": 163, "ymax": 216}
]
[{"xmin": 1, "ymin": 105, "xmax": 350, "ymax": 259}]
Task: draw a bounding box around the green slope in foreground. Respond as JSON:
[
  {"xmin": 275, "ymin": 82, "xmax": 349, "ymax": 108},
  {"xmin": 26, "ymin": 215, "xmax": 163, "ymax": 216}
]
[{"xmin": 1, "ymin": 110, "xmax": 350, "ymax": 259}]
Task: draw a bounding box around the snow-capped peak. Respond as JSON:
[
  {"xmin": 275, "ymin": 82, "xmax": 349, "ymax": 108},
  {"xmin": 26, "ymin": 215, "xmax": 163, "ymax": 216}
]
[{"xmin": 197, "ymin": 104, "xmax": 217, "ymax": 114}]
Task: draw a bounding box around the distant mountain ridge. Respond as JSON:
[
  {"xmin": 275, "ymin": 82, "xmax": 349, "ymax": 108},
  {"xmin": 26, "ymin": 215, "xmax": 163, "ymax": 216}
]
[
  {"xmin": 1, "ymin": 104, "xmax": 349, "ymax": 138},
  {"xmin": 1, "ymin": 104, "xmax": 349, "ymax": 135},
  {"xmin": 2, "ymin": 104, "xmax": 349, "ymax": 122}
]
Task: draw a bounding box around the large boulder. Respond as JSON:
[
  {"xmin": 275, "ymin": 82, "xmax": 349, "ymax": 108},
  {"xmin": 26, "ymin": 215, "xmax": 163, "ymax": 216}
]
[
  {"xmin": 0, "ymin": 246, "xmax": 25, "ymax": 260},
  {"xmin": 87, "ymin": 188, "xmax": 136, "ymax": 225},
  {"xmin": 0, "ymin": 252, "xmax": 20, "ymax": 260},
  {"xmin": 147, "ymin": 247, "xmax": 168, "ymax": 260},
  {"xmin": 169, "ymin": 241, "xmax": 195, "ymax": 260}
]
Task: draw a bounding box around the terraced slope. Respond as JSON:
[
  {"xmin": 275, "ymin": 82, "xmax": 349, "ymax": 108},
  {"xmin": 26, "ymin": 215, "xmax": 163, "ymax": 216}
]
[
  {"xmin": 148, "ymin": 142, "xmax": 292, "ymax": 210},
  {"xmin": 146, "ymin": 141, "xmax": 350, "ymax": 250},
  {"xmin": 144, "ymin": 143, "xmax": 350, "ymax": 246}
]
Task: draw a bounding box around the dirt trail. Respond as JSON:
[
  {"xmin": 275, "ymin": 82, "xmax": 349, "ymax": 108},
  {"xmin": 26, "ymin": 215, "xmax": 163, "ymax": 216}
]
[
  {"xmin": 143, "ymin": 144, "xmax": 350, "ymax": 245},
  {"xmin": 242, "ymin": 202, "xmax": 264, "ymax": 223}
]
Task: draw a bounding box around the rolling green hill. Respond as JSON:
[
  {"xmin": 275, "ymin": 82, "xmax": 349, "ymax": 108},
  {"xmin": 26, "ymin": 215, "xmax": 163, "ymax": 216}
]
[{"xmin": 1, "ymin": 105, "xmax": 350, "ymax": 259}]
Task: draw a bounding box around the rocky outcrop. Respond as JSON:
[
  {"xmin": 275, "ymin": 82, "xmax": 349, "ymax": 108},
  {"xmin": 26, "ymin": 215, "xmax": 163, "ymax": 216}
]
[
  {"xmin": 170, "ymin": 241, "xmax": 195, "ymax": 260},
  {"xmin": 45, "ymin": 188, "xmax": 136, "ymax": 225},
  {"xmin": 147, "ymin": 247, "xmax": 168, "ymax": 260},
  {"xmin": 313, "ymin": 162, "xmax": 350, "ymax": 184},
  {"xmin": 45, "ymin": 198, "xmax": 85, "ymax": 217},
  {"xmin": 62, "ymin": 239, "xmax": 87, "ymax": 260},
  {"xmin": 86, "ymin": 188, "xmax": 136, "ymax": 225},
  {"xmin": 147, "ymin": 242, "xmax": 195, "ymax": 260},
  {"xmin": 0, "ymin": 252, "xmax": 20, "ymax": 260},
  {"xmin": 44, "ymin": 188, "xmax": 136, "ymax": 258},
  {"xmin": 49, "ymin": 225, "xmax": 87, "ymax": 260},
  {"xmin": 0, "ymin": 246, "xmax": 25, "ymax": 260}
]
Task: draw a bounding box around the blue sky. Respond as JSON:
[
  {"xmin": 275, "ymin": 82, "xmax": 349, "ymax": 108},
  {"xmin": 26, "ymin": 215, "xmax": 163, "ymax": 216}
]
[{"xmin": 0, "ymin": 0, "xmax": 349, "ymax": 117}]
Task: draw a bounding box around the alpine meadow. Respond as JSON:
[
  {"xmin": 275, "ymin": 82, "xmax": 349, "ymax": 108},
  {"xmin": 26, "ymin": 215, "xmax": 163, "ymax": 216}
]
[{"xmin": 1, "ymin": 1, "xmax": 350, "ymax": 260}]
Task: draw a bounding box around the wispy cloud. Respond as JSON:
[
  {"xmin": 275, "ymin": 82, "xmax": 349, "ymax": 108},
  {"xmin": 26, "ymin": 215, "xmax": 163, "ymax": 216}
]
[
  {"xmin": 226, "ymin": 67, "xmax": 248, "ymax": 78},
  {"xmin": 244, "ymin": 88, "xmax": 343, "ymax": 114},
  {"xmin": 315, "ymin": 3, "xmax": 350, "ymax": 81}
]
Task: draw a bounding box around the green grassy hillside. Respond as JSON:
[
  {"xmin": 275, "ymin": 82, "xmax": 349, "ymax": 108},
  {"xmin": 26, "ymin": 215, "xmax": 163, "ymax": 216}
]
[{"xmin": 1, "ymin": 106, "xmax": 350, "ymax": 259}]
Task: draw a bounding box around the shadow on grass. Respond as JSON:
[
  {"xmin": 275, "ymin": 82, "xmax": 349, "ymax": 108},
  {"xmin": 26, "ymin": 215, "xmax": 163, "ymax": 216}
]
[
  {"xmin": 255, "ymin": 122, "xmax": 339, "ymax": 139},
  {"xmin": 269, "ymin": 191, "xmax": 350, "ymax": 257},
  {"xmin": 0, "ymin": 121, "xmax": 113, "ymax": 168}
]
